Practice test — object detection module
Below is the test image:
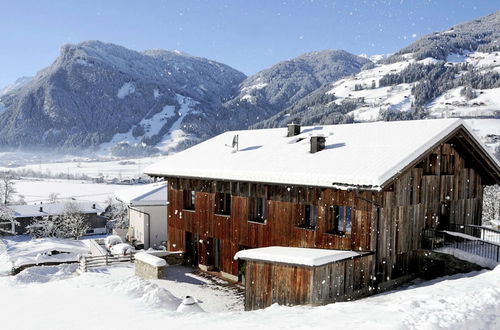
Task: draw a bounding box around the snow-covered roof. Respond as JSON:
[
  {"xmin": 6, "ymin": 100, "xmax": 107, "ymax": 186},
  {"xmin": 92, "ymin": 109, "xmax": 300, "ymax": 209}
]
[
  {"xmin": 233, "ymin": 246, "xmax": 361, "ymax": 267},
  {"xmin": 9, "ymin": 201, "xmax": 104, "ymax": 218},
  {"xmin": 145, "ymin": 119, "xmax": 499, "ymax": 190},
  {"xmin": 114, "ymin": 183, "xmax": 168, "ymax": 206}
]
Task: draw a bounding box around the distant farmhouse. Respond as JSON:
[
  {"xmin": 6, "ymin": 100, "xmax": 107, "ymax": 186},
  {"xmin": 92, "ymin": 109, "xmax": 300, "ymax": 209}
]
[
  {"xmin": 4, "ymin": 201, "xmax": 107, "ymax": 235},
  {"xmin": 145, "ymin": 119, "xmax": 500, "ymax": 310}
]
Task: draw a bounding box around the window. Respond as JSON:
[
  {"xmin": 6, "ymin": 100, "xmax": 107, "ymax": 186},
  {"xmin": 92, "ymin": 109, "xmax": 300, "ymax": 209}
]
[
  {"xmin": 328, "ymin": 205, "xmax": 352, "ymax": 235},
  {"xmin": 249, "ymin": 197, "xmax": 266, "ymax": 223},
  {"xmin": 183, "ymin": 190, "xmax": 195, "ymax": 210},
  {"xmin": 215, "ymin": 192, "xmax": 231, "ymax": 215},
  {"xmin": 297, "ymin": 204, "xmax": 317, "ymax": 229}
]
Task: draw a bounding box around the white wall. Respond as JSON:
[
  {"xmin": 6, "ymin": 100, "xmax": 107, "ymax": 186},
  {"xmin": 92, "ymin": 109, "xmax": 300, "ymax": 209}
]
[{"xmin": 128, "ymin": 205, "xmax": 167, "ymax": 249}]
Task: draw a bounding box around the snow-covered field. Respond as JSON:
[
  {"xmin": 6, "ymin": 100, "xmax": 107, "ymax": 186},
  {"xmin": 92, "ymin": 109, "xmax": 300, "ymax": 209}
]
[
  {"xmin": 0, "ymin": 261, "xmax": 498, "ymax": 330},
  {"xmin": 11, "ymin": 178, "xmax": 126, "ymax": 204}
]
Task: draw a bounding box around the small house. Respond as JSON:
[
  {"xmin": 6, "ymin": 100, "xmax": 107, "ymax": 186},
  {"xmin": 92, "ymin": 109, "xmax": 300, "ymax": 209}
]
[
  {"xmin": 6, "ymin": 201, "xmax": 107, "ymax": 235},
  {"xmin": 114, "ymin": 182, "xmax": 168, "ymax": 249}
]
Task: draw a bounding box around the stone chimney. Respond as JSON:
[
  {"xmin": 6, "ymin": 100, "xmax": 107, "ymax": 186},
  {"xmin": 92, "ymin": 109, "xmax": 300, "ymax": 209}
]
[
  {"xmin": 287, "ymin": 123, "xmax": 301, "ymax": 137},
  {"xmin": 310, "ymin": 136, "xmax": 326, "ymax": 153}
]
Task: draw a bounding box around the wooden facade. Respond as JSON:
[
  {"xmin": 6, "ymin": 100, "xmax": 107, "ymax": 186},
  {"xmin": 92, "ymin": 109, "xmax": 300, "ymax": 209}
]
[
  {"xmin": 152, "ymin": 126, "xmax": 499, "ymax": 308},
  {"xmin": 244, "ymin": 254, "xmax": 374, "ymax": 310}
]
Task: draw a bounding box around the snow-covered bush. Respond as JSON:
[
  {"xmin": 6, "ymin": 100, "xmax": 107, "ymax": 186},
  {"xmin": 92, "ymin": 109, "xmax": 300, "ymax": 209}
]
[
  {"xmin": 0, "ymin": 205, "xmax": 17, "ymax": 235},
  {"xmin": 26, "ymin": 217, "xmax": 55, "ymax": 238},
  {"xmin": 483, "ymin": 185, "xmax": 500, "ymax": 226},
  {"xmin": 57, "ymin": 202, "xmax": 90, "ymax": 239}
]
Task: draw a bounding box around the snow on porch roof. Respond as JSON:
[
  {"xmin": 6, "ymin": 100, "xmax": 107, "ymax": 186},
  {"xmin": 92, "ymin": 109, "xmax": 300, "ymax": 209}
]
[
  {"xmin": 114, "ymin": 182, "xmax": 168, "ymax": 206},
  {"xmin": 234, "ymin": 246, "xmax": 362, "ymax": 267},
  {"xmin": 144, "ymin": 119, "xmax": 491, "ymax": 190}
]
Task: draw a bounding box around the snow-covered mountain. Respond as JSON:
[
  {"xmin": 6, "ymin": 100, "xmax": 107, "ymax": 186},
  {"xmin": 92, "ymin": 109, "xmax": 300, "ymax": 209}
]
[
  {"xmin": 217, "ymin": 50, "xmax": 371, "ymax": 131},
  {"xmin": 0, "ymin": 44, "xmax": 370, "ymax": 156},
  {"xmin": 252, "ymin": 11, "xmax": 500, "ymax": 156},
  {"xmin": 1, "ymin": 11, "xmax": 499, "ymax": 158},
  {"xmin": 0, "ymin": 41, "xmax": 246, "ymax": 154}
]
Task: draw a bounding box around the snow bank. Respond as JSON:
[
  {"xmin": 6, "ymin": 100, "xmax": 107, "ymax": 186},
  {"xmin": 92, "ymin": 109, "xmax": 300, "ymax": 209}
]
[
  {"xmin": 135, "ymin": 252, "xmax": 167, "ymax": 267},
  {"xmin": 14, "ymin": 264, "xmax": 78, "ymax": 284},
  {"xmin": 234, "ymin": 246, "xmax": 360, "ymax": 266}
]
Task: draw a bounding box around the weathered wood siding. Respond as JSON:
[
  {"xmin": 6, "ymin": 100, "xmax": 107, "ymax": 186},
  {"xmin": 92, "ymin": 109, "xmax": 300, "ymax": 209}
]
[
  {"xmin": 377, "ymin": 142, "xmax": 484, "ymax": 281},
  {"xmin": 166, "ymin": 179, "xmax": 376, "ymax": 277},
  {"xmin": 244, "ymin": 254, "xmax": 374, "ymax": 310}
]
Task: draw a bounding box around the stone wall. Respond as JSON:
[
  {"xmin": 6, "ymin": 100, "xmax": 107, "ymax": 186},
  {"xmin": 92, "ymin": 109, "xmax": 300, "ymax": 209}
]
[{"xmin": 134, "ymin": 253, "xmax": 167, "ymax": 280}]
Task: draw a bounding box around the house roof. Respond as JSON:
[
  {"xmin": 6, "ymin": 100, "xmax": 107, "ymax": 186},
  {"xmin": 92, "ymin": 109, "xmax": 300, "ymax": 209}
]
[
  {"xmin": 114, "ymin": 183, "xmax": 168, "ymax": 206},
  {"xmin": 144, "ymin": 119, "xmax": 500, "ymax": 190},
  {"xmin": 9, "ymin": 201, "xmax": 104, "ymax": 218},
  {"xmin": 233, "ymin": 246, "xmax": 362, "ymax": 267}
]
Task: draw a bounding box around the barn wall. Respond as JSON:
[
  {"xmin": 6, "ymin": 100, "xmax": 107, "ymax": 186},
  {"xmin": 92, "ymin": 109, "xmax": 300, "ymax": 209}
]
[
  {"xmin": 165, "ymin": 179, "xmax": 376, "ymax": 277},
  {"xmin": 377, "ymin": 142, "xmax": 484, "ymax": 281}
]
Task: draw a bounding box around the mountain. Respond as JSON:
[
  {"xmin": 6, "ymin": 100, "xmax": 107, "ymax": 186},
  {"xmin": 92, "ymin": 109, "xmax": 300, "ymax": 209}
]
[
  {"xmin": 217, "ymin": 50, "xmax": 371, "ymax": 131},
  {"xmin": 0, "ymin": 44, "xmax": 370, "ymax": 155},
  {"xmin": 253, "ymin": 11, "xmax": 500, "ymax": 137},
  {"xmin": 0, "ymin": 76, "xmax": 33, "ymax": 97},
  {"xmin": 0, "ymin": 41, "xmax": 246, "ymax": 154}
]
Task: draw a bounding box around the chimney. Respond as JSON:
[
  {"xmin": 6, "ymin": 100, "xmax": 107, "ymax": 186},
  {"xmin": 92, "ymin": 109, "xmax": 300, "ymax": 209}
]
[
  {"xmin": 39, "ymin": 206, "xmax": 43, "ymax": 212},
  {"xmin": 287, "ymin": 123, "xmax": 301, "ymax": 137},
  {"xmin": 310, "ymin": 136, "xmax": 326, "ymax": 153},
  {"xmin": 92, "ymin": 204, "xmax": 96, "ymax": 209}
]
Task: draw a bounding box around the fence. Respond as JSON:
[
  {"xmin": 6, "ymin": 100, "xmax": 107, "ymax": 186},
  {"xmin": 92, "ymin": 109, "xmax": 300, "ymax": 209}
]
[
  {"xmin": 423, "ymin": 227, "xmax": 500, "ymax": 263},
  {"xmin": 79, "ymin": 254, "xmax": 135, "ymax": 272}
]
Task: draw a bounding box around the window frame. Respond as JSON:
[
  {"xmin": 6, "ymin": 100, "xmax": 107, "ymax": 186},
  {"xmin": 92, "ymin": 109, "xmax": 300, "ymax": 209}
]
[
  {"xmin": 326, "ymin": 205, "xmax": 353, "ymax": 236},
  {"xmin": 248, "ymin": 197, "xmax": 266, "ymax": 224},
  {"xmin": 183, "ymin": 190, "xmax": 196, "ymax": 211},
  {"xmin": 214, "ymin": 192, "xmax": 231, "ymax": 216},
  {"xmin": 297, "ymin": 204, "xmax": 317, "ymax": 230}
]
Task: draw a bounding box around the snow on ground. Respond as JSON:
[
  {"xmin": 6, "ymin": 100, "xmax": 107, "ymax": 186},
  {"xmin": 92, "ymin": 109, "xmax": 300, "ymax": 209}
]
[
  {"xmin": 11, "ymin": 178, "xmax": 125, "ymax": 204},
  {"xmin": 99, "ymin": 94, "xmax": 198, "ymax": 155},
  {"xmin": 0, "ymin": 261, "xmax": 498, "ymax": 330},
  {"xmin": 0, "ymin": 155, "xmax": 165, "ymax": 180},
  {"xmin": 156, "ymin": 94, "xmax": 200, "ymax": 153},
  {"xmin": 117, "ymin": 82, "xmax": 136, "ymax": 99}
]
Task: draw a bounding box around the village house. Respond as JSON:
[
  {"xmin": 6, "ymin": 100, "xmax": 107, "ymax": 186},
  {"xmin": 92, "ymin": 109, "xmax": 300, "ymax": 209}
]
[
  {"xmin": 144, "ymin": 118, "xmax": 500, "ymax": 310},
  {"xmin": 114, "ymin": 182, "xmax": 168, "ymax": 249},
  {"xmin": 4, "ymin": 201, "xmax": 107, "ymax": 235}
]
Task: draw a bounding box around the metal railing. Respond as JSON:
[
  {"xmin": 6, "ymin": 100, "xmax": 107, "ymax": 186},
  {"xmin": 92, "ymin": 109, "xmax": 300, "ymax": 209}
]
[
  {"xmin": 423, "ymin": 227, "xmax": 500, "ymax": 262},
  {"xmin": 446, "ymin": 224, "xmax": 500, "ymax": 244}
]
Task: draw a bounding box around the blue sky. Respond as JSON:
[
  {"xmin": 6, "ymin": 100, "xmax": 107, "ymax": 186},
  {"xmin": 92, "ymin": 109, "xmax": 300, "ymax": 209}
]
[{"xmin": 0, "ymin": 0, "xmax": 498, "ymax": 88}]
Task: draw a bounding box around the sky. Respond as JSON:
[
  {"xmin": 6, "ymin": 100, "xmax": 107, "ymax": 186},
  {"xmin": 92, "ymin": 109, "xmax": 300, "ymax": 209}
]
[{"xmin": 0, "ymin": 0, "xmax": 498, "ymax": 88}]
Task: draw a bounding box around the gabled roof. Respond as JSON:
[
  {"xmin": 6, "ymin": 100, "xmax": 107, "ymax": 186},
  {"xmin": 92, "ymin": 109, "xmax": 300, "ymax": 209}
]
[
  {"xmin": 114, "ymin": 183, "xmax": 168, "ymax": 206},
  {"xmin": 9, "ymin": 201, "xmax": 104, "ymax": 218},
  {"xmin": 144, "ymin": 119, "xmax": 500, "ymax": 190}
]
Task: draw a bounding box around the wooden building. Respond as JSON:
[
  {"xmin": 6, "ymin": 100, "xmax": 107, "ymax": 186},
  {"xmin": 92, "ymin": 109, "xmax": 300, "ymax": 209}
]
[{"xmin": 145, "ymin": 119, "xmax": 500, "ymax": 309}]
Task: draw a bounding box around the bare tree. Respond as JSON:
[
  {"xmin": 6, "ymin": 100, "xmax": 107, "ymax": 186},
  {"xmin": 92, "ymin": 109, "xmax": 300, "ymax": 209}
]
[{"xmin": 0, "ymin": 173, "xmax": 17, "ymax": 205}]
